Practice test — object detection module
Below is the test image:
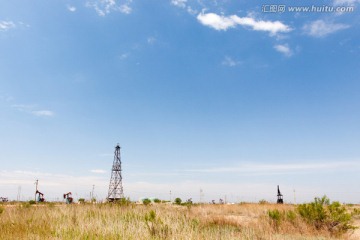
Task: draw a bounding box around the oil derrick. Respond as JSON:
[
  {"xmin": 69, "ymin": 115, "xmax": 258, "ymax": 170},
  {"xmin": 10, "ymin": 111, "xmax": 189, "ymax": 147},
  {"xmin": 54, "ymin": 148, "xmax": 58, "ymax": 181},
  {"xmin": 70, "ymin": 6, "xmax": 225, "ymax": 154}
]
[
  {"xmin": 277, "ymin": 185, "xmax": 283, "ymax": 204},
  {"xmin": 107, "ymin": 144, "xmax": 124, "ymax": 202}
]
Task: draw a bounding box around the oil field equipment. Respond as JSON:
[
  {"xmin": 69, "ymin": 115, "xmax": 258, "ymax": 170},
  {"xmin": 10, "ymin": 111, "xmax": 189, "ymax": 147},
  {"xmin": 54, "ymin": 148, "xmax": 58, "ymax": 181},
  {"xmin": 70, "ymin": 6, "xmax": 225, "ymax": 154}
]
[
  {"xmin": 0, "ymin": 197, "xmax": 8, "ymax": 202},
  {"xmin": 34, "ymin": 180, "xmax": 45, "ymax": 202},
  {"xmin": 36, "ymin": 190, "xmax": 45, "ymax": 202},
  {"xmin": 63, "ymin": 192, "xmax": 73, "ymax": 204},
  {"xmin": 277, "ymin": 185, "xmax": 283, "ymax": 204},
  {"xmin": 107, "ymin": 144, "xmax": 124, "ymax": 202}
]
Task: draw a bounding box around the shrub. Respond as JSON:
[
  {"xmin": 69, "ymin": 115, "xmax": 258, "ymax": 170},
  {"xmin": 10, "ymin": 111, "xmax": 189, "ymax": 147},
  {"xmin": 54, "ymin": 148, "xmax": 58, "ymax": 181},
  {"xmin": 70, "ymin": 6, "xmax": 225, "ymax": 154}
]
[
  {"xmin": 29, "ymin": 200, "xmax": 36, "ymax": 205},
  {"xmin": 144, "ymin": 210, "xmax": 170, "ymax": 238},
  {"xmin": 352, "ymin": 208, "xmax": 360, "ymax": 218},
  {"xmin": 259, "ymin": 199, "xmax": 268, "ymax": 204},
  {"xmin": 143, "ymin": 198, "xmax": 151, "ymax": 205},
  {"xmin": 174, "ymin": 198, "xmax": 182, "ymax": 205},
  {"xmin": 268, "ymin": 209, "xmax": 283, "ymax": 228},
  {"xmin": 153, "ymin": 198, "xmax": 161, "ymax": 203},
  {"xmin": 0, "ymin": 205, "xmax": 4, "ymax": 215},
  {"xmin": 116, "ymin": 197, "xmax": 132, "ymax": 206},
  {"xmin": 297, "ymin": 196, "xmax": 355, "ymax": 236},
  {"xmin": 286, "ymin": 210, "xmax": 297, "ymax": 222},
  {"xmin": 78, "ymin": 198, "xmax": 85, "ymax": 204}
]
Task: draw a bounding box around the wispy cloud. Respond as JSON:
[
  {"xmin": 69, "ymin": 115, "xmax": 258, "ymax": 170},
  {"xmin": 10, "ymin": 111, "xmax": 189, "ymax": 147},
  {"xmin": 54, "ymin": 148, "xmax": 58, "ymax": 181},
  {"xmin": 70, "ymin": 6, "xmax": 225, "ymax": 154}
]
[
  {"xmin": 12, "ymin": 104, "xmax": 35, "ymax": 112},
  {"xmin": 0, "ymin": 21, "xmax": 16, "ymax": 31},
  {"xmin": 12, "ymin": 104, "xmax": 55, "ymax": 117},
  {"xmin": 67, "ymin": 5, "xmax": 77, "ymax": 12},
  {"xmin": 274, "ymin": 44, "xmax": 293, "ymax": 57},
  {"xmin": 171, "ymin": 0, "xmax": 187, "ymax": 8},
  {"xmin": 222, "ymin": 56, "xmax": 242, "ymax": 67},
  {"xmin": 119, "ymin": 53, "xmax": 129, "ymax": 60},
  {"xmin": 187, "ymin": 161, "xmax": 360, "ymax": 174},
  {"xmin": 147, "ymin": 37, "xmax": 156, "ymax": 45},
  {"xmin": 31, "ymin": 110, "xmax": 55, "ymax": 117},
  {"xmin": 303, "ymin": 20, "xmax": 349, "ymax": 37},
  {"xmin": 86, "ymin": 0, "xmax": 133, "ymax": 16},
  {"xmin": 120, "ymin": 4, "xmax": 132, "ymax": 14},
  {"xmin": 197, "ymin": 12, "xmax": 292, "ymax": 35}
]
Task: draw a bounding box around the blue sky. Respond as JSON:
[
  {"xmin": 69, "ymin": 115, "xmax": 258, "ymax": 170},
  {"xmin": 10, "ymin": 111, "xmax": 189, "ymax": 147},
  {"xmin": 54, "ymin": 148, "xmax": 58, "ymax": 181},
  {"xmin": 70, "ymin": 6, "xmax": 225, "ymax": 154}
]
[{"xmin": 0, "ymin": 0, "xmax": 359, "ymax": 203}]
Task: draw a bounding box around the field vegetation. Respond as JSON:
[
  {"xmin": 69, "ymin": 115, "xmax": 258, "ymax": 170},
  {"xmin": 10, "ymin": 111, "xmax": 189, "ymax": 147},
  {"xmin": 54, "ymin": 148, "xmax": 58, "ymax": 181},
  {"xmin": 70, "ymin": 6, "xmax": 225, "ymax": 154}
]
[{"xmin": 0, "ymin": 196, "xmax": 359, "ymax": 239}]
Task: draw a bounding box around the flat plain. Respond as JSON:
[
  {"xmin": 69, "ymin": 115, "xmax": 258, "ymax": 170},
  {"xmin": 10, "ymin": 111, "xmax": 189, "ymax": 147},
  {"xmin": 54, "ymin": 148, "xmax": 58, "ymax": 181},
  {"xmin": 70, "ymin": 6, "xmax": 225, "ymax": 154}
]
[{"xmin": 0, "ymin": 202, "xmax": 359, "ymax": 240}]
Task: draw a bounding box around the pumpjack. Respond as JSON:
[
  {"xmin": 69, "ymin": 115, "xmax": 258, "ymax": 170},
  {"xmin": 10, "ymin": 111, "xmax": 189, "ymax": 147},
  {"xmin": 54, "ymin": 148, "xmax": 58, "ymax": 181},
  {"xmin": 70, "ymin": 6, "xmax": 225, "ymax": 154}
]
[
  {"xmin": 277, "ymin": 185, "xmax": 283, "ymax": 204},
  {"xmin": 63, "ymin": 192, "xmax": 73, "ymax": 204},
  {"xmin": 36, "ymin": 190, "xmax": 45, "ymax": 202}
]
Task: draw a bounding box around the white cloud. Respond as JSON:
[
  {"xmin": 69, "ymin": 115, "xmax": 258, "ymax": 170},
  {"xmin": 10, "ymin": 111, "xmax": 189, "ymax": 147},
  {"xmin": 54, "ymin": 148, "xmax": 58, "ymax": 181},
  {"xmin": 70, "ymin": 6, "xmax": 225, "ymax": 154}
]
[
  {"xmin": 86, "ymin": 0, "xmax": 132, "ymax": 16},
  {"xmin": 0, "ymin": 21, "xmax": 16, "ymax": 31},
  {"xmin": 171, "ymin": 0, "xmax": 187, "ymax": 8},
  {"xmin": 67, "ymin": 5, "xmax": 77, "ymax": 12},
  {"xmin": 222, "ymin": 56, "xmax": 242, "ymax": 67},
  {"xmin": 197, "ymin": 12, "xmax": 236, "ymax": 30},
  {"xmin": 303, "ymin": 20, "xmax": 349, "ymax": 37},
  {"xmin": 91, "ymin": 169, "xmax": 107, "ymax": 174},
  {"xmin": 197, "ymin": 12, "xmax": 292, "ymax": 35},
  {"xmin": 31, "ymin": 110, "xmax": 55, "ymax": 117},
  {"xmin": 274, "ymin": 44, "xmax": 293, "ymax": 57}
]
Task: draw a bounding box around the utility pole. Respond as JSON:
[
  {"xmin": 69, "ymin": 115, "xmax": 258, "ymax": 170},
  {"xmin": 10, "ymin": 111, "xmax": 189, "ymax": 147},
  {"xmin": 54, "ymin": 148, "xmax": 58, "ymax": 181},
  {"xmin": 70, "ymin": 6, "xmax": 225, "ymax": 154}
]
[
  {"xmin": 200, "ymin": 189, "xmax": 203, "ymax": 203},
  {"xmin": 170, "ymin": 190, "xmax": 172, "ymax": 202},
  {"xmin": 293, "ymin": 189, "xmax": 296, "ymax": 204},
  {"xmin": 34, "ymin": 180, "xmax": 38, "ymax": 202},
  {"xmin": 17, "ymin": 186, "xmax": 21, "ymax": 201},
  {"xmin": 92, "ymin": 185, "xmax": 95, "ymax": 200}
]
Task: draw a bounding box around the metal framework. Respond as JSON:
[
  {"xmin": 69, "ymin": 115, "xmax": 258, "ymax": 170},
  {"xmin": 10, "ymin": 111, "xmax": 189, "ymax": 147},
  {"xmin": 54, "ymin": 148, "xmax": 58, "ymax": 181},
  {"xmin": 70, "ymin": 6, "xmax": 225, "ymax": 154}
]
[{"xmin": 107, "ymin": 144, "xmax": 124, "ymax": 201}]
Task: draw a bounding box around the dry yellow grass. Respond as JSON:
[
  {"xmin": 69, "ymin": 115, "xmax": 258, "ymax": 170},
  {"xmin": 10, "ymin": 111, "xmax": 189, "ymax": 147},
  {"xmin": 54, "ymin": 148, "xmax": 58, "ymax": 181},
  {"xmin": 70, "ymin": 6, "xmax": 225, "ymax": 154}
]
[{"xmin": 0, "ymin": 202, "xmax": 358, "ymax": 240}]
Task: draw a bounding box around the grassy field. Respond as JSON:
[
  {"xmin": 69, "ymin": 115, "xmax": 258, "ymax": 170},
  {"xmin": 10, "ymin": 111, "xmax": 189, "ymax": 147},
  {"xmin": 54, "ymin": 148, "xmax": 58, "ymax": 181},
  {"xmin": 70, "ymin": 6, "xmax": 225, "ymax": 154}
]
[{"xmin": 0, "ymin": 202, "xmax": 359, "ymax": 239}]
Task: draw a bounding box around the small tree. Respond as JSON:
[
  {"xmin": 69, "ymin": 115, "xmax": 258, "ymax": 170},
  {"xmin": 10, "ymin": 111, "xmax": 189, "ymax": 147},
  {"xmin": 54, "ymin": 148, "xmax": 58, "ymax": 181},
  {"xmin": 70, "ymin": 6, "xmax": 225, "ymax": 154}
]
[
  {"xmin": 153, "ymin": 198, "xmax": 161, "ymax": 203},
  {"xmin": 174, "ymin": 197, "xmax": 182, "ymax": 205},
  {"xmin": 143, "ymin": 198, "xmax": 151, "ymax": 205}
]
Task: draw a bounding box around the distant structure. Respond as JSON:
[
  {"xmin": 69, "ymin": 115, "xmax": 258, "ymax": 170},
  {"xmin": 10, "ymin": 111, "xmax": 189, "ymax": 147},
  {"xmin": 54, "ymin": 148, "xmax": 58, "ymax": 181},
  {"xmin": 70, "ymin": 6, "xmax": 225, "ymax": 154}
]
[
  {"xmin": 63, "ymin": 192, "xmax": 73, "ymax": 204},
  {"xmin": 277, "ymin": 185, "xmax": 283, "ymax": 204},
  {"xmin": 107, "ymin": 144, "xmax": 124, "ymax": 201},
  {"xmin": 35, "ymin": 179, "xmax": 45, "ymax": 202}
]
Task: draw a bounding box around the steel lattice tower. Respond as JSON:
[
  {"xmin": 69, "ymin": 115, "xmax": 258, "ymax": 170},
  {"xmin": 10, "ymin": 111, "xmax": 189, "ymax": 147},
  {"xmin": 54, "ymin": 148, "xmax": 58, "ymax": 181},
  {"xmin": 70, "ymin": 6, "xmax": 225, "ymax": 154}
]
[{"xmin": 107, "ymin": 144, "xmax": 124, "ymax": 201}]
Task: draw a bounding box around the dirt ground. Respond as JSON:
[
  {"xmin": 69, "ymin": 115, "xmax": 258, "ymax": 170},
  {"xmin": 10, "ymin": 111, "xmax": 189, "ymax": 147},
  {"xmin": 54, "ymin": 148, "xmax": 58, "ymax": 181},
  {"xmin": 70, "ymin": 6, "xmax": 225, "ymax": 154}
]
[{"xmin": 349, "ymin": 220, "xmax": 360, "ymax": 240}]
